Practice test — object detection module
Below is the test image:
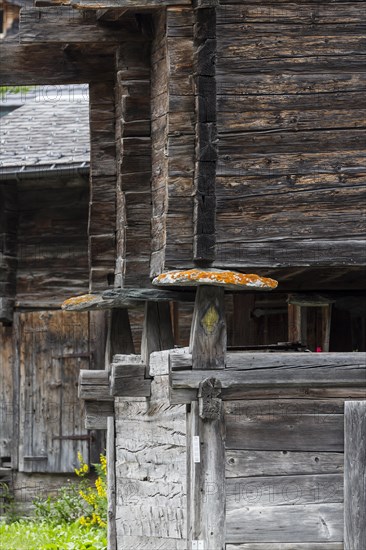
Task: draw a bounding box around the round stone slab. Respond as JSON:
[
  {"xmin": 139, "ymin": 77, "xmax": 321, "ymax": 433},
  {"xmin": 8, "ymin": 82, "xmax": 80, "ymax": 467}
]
[{"xmin": 152, "ymin": 269, "xmax": 278, "ymax": 291}]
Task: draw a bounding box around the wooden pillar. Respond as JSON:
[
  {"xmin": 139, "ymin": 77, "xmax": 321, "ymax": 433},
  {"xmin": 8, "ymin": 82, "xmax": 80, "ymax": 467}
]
[
  {"xmin": 106, "ymin": 308, "xmax": 135, "ymax": 365},
  {"xmin": 141, "ymin": 301, "xmax": 174, "ymax": 367},
  {"xmin": 344, "ymin": 400, "xmax": 366, "ymax": 550},
  {"xmin": 190, "ymin": 286, "xmax": 226, "ymax": 370},
  {"xmin": 107, "ymin": 416, "xmax": 117, "ymax": 550},
  {"xmin": 188, "ymin": 380, "xmax": 225, "ymax": 550}
]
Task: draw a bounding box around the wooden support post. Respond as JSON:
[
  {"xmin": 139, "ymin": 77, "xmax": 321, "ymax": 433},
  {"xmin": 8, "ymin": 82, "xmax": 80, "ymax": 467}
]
[
  {"xmin": 106, "ymin": 308, "xmax": 135, "ymax": 365},
  {"xmin": 344, "ymin": 401, "xmax": 366, "ymax": 550},
  {"xmin": 190, "ymin": 286, "xmax": 226, "ymax": 369},
  {"xmin": 141, "ymin": 301, "xmax": 174, "ymax": 367},
  {"xmin": 188, "ymin": 386, "xmax": 225, "ymax": 550},
  {"xmin": 107, "ymin": 416, "xmax": 117, "ymax": 550}
]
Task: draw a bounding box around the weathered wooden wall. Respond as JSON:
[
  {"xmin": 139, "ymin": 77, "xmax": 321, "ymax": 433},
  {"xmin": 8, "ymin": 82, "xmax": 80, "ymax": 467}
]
[
  {"xmin": 172, "ymin": 349, "xmax": 366, "ymax": 549},
  {"xmin": 213, "ymin": 1, "xmax": 366, "ymax": 269},
  {"xmin": 0, "ymin": 182, "xmax": 17, "ymax": 322},
  {"xmin": 151, "ymin": 8, "xmax": 195, "ymax": 276},
  {"xmin": 115, "ymin": 35, "xmax": 152, "ymax": 288},
  {"xmin": 16, "ymin": 176, "xmax": 89, "ymax": 308}
]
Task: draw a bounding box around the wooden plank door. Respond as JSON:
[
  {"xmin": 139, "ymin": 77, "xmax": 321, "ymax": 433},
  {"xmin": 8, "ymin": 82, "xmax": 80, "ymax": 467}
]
[{"xmin": 18, "ymin": 310, "xmax": 91, "ymax": 473}]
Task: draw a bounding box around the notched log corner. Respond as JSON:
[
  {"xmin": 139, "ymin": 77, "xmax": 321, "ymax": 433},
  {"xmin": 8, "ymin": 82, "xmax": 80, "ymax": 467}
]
[{"xmin": 198, "ymin": 377, "xmax": 222, "ymax": 420}]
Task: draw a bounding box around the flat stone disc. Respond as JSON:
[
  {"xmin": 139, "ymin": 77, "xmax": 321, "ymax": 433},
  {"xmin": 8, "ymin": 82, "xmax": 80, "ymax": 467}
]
[{"xmin": 152, "ymin": 269, "xmax": 278, "ymax": 291}]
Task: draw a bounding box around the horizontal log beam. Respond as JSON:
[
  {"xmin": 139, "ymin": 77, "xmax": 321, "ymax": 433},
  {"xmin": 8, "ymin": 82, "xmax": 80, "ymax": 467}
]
[
  {"xmin": 0, "ymin": 43, "xmax": 115, "ymax": 85},
  {"xmin": 71, "ymin": 0, "xmax": 190, "ymax": 8},
  {"xmin": 20, "ymin": 8, "xmax": 144, "ymax": 43},
  {"xmin": 170, "ymin": 352, "xmax": 366, "ymax": 403},
  {"xmin": 102, "ymin": 287, "xmax": 196, "ymax": 304},
  {"xmin": 79, "ymin": 369, "xmax": 113, "ymax": 401},
  {"xmin": 110, "ymin": 355, "xmax": 151, "ymax": 397}
]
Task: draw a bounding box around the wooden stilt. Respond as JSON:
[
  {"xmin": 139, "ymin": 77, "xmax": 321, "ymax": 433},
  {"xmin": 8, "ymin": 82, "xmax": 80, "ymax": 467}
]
[
  {"xmin": 107, "ymin": 416, "xmax": 117, "ymax": 550},
  {"xmin": 141, "ymin": 301, "xmax": 174, "ymax": 367},
  {"xmin": 190, "ymin": 285, "xmax": 226, "ymax": 370},
  {"xmin": 344, "ymin": 401, "xmax": 366, "ymax": 550},
  {"xmin": 106, "ymin": 308, "xmax": 135, "ymax": 366}
]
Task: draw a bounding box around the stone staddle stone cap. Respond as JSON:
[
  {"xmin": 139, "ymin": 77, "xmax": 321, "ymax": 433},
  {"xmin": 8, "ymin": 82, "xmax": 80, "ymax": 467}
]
[{"xmin": 152, "ymin": 269, "xmax": 278, "ymax": 291}]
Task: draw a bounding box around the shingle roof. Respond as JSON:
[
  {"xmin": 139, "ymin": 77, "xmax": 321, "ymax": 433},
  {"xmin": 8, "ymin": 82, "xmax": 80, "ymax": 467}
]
[{"xmin": 0, "ymin": 85, "xmax": 90, "ymax": 174}]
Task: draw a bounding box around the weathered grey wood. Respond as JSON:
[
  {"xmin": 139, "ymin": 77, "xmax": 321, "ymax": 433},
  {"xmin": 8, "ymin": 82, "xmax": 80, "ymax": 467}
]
[
  {"xmin": 198, "ymin": 377, "xmax": 222, "ymax": 420},
  {"xmin": 226, "ymin": 503, "xmax": 343, "ymax": 543},
  {"xmin": 226, "ymin": 543, "xmax": 343, "ymax": 549},
  {"xmin": 172, "ymin": 363, "xmax": 366, "ymax": 392},
  {"xmin": 20, "ymin": 8, "xmax": 144, "ymax": 43},
  {"xmin": 79, "ymin": 369, "xmax": 113, "ymax": 401},
  {"xmin": 170, "ymin": 351, "xmax": 366, "ymax": 371},
  {"xmin": 110, "ymin": 361, "xmax": 151, "ymax": 397},
  {"xmin": 107, "ymin": 416, "xmax": 117, "ymax": 550},
  {"xmin": 85, "ymin": 400, "xmax": 114, "ymax": 430},
  {"xmin": 188, "ymin": 400, "xmax": 226, "ymax": 550},
  {"xmin": 344, "ymin": 400, "xmax": 366, "ymax": 550},
  {"xmin": 0, "ymin": 43, "xmax": 115, "ymax": 85},
  {"xmin": 114, "ymin": 379, "xmax": 187, "ymax": 547},
  {"xmin": 141, "ymin": 301, "xmax": 174, "ymax": 367},
  {"xmin": 190, "ymin": 286, "xmax": 226, "ymax": 370},
  {"xmin": 227, "ymin": 473, "xmax": 343, "ymax": 510},
  {"xmin": 226, "ymin": 450, "xmax": 344, "ymax": 478},
  {"xmin": 225, "ymin": 400, "xmax": 344, "ymax": 452}
]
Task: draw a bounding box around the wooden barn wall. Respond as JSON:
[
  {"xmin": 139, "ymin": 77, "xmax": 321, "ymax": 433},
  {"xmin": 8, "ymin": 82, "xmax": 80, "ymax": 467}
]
[
  {"xmin": 0, "ymin": 323, "xmax": 15, "ymax": 466},
  {"xmin": 214, "ymin": 1, "xmax": 366, "ymax": 269},
  {"xmin": 16, "ymin": 176, "xmax": 89, "ymax": 308},
  {"xmin": 115, "ymin": 37, "xmax": 152, "ymax": 288},
  {"xmin": 151, "ymin": 8, "xmax": 195, "ymax": 276},
  {"xmin": 89, "ymin": 81, "xmax": 117, "ymax": 292},
  {"xmin": 225, "ymin": 399, "xmax": 345, "ymax": 546},
  {"xmin": 0, "ymin": 182, "xmax": 17, "ymax": 321}
]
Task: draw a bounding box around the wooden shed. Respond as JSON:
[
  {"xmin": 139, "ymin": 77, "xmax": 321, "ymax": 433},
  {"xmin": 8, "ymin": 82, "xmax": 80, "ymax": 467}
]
[{"xmin": 0, "ymin": 0, "xmax": 365, "ymax": 547}]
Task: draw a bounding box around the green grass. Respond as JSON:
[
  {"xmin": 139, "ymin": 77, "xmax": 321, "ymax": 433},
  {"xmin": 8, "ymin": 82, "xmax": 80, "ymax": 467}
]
[{"xmin": 0, "ymin": 520, "xmax": 107, "ymax": 550}]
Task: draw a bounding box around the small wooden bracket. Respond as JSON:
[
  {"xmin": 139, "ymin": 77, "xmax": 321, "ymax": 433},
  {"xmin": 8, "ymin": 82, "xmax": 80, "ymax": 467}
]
[{"xmin": 198, "ymin": 377, "xmax": 222, "ymax": 420}]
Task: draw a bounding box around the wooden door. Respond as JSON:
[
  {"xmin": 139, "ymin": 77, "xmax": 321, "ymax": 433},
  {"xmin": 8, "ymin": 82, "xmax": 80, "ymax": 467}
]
[{"xmin": 18, "ymin": 310, "xmax": 91, "ymax": 473}]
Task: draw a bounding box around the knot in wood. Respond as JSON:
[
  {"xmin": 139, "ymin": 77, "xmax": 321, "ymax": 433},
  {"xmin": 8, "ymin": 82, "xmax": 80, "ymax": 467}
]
[{"xmin": 198, "ymin": 377, "xmax": 222, "ymax": 421}]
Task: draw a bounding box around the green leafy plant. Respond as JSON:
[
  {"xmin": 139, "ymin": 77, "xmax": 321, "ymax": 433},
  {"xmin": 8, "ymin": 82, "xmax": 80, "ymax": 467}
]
[
  {"xmin": 0, "ymin": 86, "xmax": 33, "ymax": 100},
  {"xmin": 0, "ymin": 482, "xmax": 21, "ymax": 524}
]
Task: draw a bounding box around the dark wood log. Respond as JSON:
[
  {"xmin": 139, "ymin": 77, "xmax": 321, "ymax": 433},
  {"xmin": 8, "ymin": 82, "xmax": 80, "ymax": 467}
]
[
  {"xmin": 71, "ymin": 0, "xmax": 190, "ymax": 7},
  {"xmin": 190, "ymin": 286, "xmax": 226, "ymax": 369},
  {"xmin": 0, "ymin": 43, "xmax": 115, "ymax": 85},
  {"xmin": 103, "ymin": 288, "xmax": 195, "ymax": 304},
  {"xmin": 344, "ymin": 401, "xmax": 366, "ymax": 550},
  {"xmin": 20, "ymin": 8, "xmax": 144, "ymax": 43}
]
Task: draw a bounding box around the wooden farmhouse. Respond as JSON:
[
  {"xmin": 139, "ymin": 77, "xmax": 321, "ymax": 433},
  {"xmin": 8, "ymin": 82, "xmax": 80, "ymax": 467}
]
[{"xmin": 0, "ymin": 0, "xmax": 365, "ymax": 548}]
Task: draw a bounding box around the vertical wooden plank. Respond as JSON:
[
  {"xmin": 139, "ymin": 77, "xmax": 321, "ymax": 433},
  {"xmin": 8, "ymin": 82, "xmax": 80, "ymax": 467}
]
[
  {"xmin": 190, "ymin": 285, "xmax": 226, "ymax": 369},
  {"xmin": 188, "ymin": 399, "xmax": 225, "ymax": 549},
  {"xmin": 344, "ymin": 400, "xmax": 366, "ymax": 550},
  {"xmin": 141, "ymin": 301, "xmax": 174, "ymax": 366},
  {"xmin": 107, "ymin": 416, "xmax": 117, "ymax": 550},
  {"xmin": 322, "ymin": 305, "xmax": 332, "ymax": 353}
]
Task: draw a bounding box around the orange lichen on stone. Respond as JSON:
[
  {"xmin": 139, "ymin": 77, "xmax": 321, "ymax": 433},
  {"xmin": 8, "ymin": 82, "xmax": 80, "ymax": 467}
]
[
  {"xmin": 62, "ymin": 294, "xmax": 98, "ymax": 309},
  {"xmin": 152, "ymin": 269, "xmax": 278, "ymax": 290}
]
